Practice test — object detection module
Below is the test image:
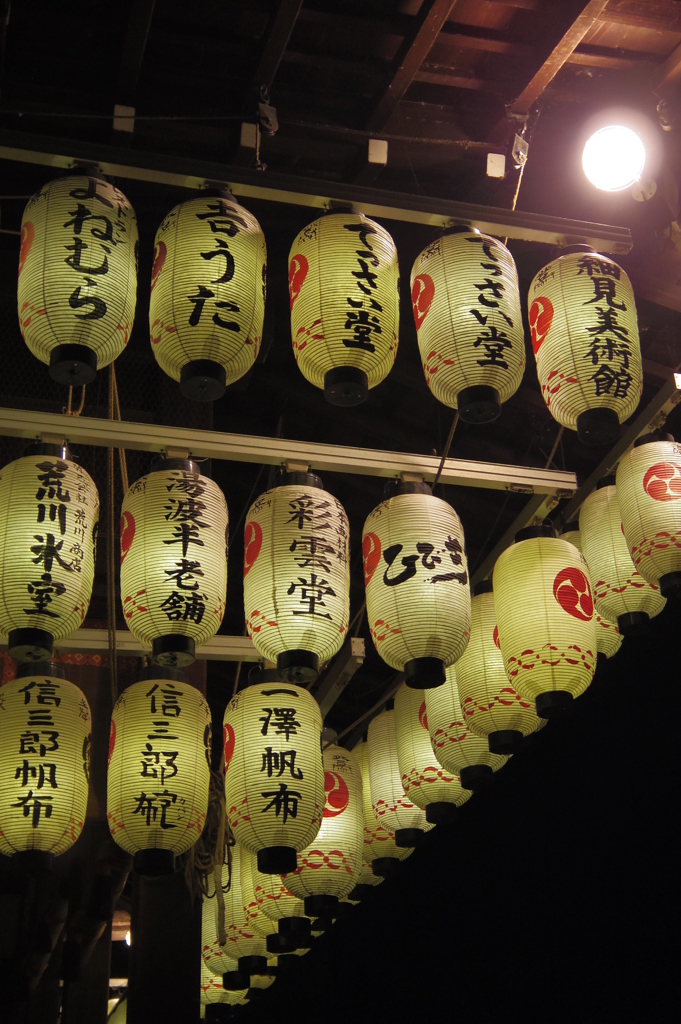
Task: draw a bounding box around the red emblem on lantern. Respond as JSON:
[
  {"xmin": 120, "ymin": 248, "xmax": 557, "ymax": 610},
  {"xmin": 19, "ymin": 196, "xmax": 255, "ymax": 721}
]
[
  {"xmin": 642, "ymin": 461, "xmax": 681, "ymax": 502},
  {"xmin": 18, "ymin": 222, "xmax": 35, "ymax": 277},
  {"xmin": 151, "ymin": 240, "xmax": 167, "ymax": 292},
  {"xmin": 363, "ymin": 532, "xmax": 381, "ymax": 585},
  {"xmin": 288, "ymin": 254, "xmax": 309, "ymax": 310},
  {"xmin": 120, "ymin": 511, "xmax": 135, "ymax": 565},
  {"xmin": 243, "ymin": 520, "xmax": 263, "ymax": 577},
  {"xmin": 108, "ymin": 720, "xmax": 116, "ymax": 767},
  {"xmin": 223, "ymin": 723, "xmax": 235, "ymax": 773},
  {"xmin": 411, "ymin": 274, "xmax": 435, "ymax": 330},
  {"xmin": 493, "ymin": 625, "xmax": 500, "ymax": 649},
  {"xmin": 323, "ymin": 771, "xmax": 349, "ymax": 817},
  {"xmin": 529, "ymin": 296, "xmax": 554, "ymax": 354},
  {"xmin": 418, "ymin": 700, "xmax": 429, "ymax": 731},
  {"xmin": 553, "ymin": 567, "xmax": 593, "ymax": 621}
]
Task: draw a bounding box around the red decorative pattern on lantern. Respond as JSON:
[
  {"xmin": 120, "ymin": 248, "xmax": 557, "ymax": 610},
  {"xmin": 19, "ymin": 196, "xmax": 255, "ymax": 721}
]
[
  {"xmin": 18, "ymin": 221, "xmax": 35, "ymax": 277},
  {"xmin": 288, "ymin": 254, "xmax": 309, "ymax": 310},
  {"xmin": 630, "ymin": 531, "xmax": 681, "ymax": 567},
  {"xmin": 401, "ymin": 764, "xmax": 457, "ymax": 790},
  {"xmin": 423, "ymin": 349, "xmax": 457, "ymax": 384},
  {"xmin": 246, "ymin": 609, "xmax": 278, "ymax": 634},
  {"xmin": 291, "ymin": 849, "xmax": 353, "ymax": 873},
  {"xmin": 418, "ymin": 700, "xmax": 429, "ymax": 731},
  {"xmin": 122, "ymin": 589, "xmax": 148, "ymax": 619},
  {"xmin": 642, "ymin": 461, "xmax": 681, "ymax": 502},
  {"xmin": 108, "ymin": 720, "xmax": 116, "ymax": 767},
  {"xmin": 370, "ymin": 619, "xmax": 402, "ymax": 644},
  {"xmin": 461, "ymin": 688, "xmax": 532, "ymax": 719},
  {"xmin": 323, "ymin": 770, "xmax": 349, "ymax": 818},
  {"xmin": 506, "ymin": 643, "xmax": 596, "ymax": 678},
  {"xmin": 529, "ymin": 296, "xmax": 554, "ymax": 354},
  {"xmin": 541, "ymin": 369, "xmax": 580, "ymax": 408},
  {"xmin": 292, "ymin": 319, "xmax": 324, "ymax": 361},
  {"xmin": 493, "ymin": 624, "xmax": 500, "ymax": 648},
  {"xmin": 120, "ymin": 510, "xmax": 135, "ymax": 564},
  {"xmin": 411, "ymin": 274, "xmax": 435, "ymax": 329},
  {"xmin": 243, "ymin": 520, "xmax": 263, "ymax": 577},
  {"xmin": 553, "ymin": 567, "xmax": 593, "ymax": 621},
  {"xmin": 223, "ymin": 722, "xmax": 235, "ymax": 772},
  {"xmin": 150, "ymin": 240, "xmax": 167, "ymax": 292},
  {"xmin": 362, "ymin": 532, "xmax": 381, "ymax": 585}
]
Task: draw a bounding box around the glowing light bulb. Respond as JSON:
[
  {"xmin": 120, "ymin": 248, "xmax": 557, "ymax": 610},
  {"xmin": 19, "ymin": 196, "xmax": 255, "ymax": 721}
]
[
  {"xmin": 125, "ymin": 931, "xmax": 131, "ymax": 946},
  {"xmin": 582, "ymin": 125, "xmax": 646, "ymax": 192}
]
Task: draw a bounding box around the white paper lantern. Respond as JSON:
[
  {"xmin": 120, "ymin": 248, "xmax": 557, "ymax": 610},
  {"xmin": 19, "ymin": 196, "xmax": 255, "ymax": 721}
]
[
  {"xmin": 362, "ymin": 483, "xmax": 471, "ymax": 689},
  {"xmin": 289, "ymin": 211, "xmax": 399, "ymax": 405},
  {"xmin": 393, "ymin": 681, "xmax": 472, "ymax": 823},
  {"xmin": 200, "ymin": 957, "xmax": 248, "ymax": 1007},
  {"xmin": 240, "ymin": 848, "xmax": 278, "ymax": 939},
  {"xmin": 346, "ymin": 860, "xmax": 385, "ymax": 902},
  {"xmin": 201, "ymin": 884, "xmax": 238, "ymax": 978},
  {"xmin": 252, "ymin": 856, "xmax": 311, "ymax": 953},
  {"xmin": 561, "ymin": 527, "xmax": 623, "ymax": 660},
  {"xmin": 18, "ymin": 174, "xmax": 138, "ymax": 384},
  {"xmin": 454, "ymin": 583, "xmax": 545, "ymax": 753},
  {"xmin": 223, "ymin": 681, "xmax": 324, "ymax": 874},
  {"xmin": 120, "ymin": 459, "xmax": 228, "ymax": 667},
  {"xmin": 367, "ymin": 709, "xmax": 434, "ymax": 846},
  {"xmin": 579, "ymin": 480, "xmax": 666, "ymax": 633},
  {"xmin": 0, "ymin": 666, "xmax": 91, "ymax": 860},
  {"xmin": 355, "ymin": 739, "xmax": 413, "ymax": 877},
  {"xmin": 107, "ymin": 674, "xmax": 211, "ymax": 874},
  {"xmin": 219, "ymin": 844, "xmax": 273, "ymax": 986},
  {"xmin": 616, "ymin": 433, "xmax": 681, "ymax": 599},
  {"xmin": 149, "ymin": 193, "xmax": 266, "ymax": 401},
  {"xmin": 527, "ymin": 249, "xmax": 642, "ymax": 444},
  {"xmin": 411, "ymin": 231, "xmax": 525, "ymax": 423},
  {"xmin": 282, "ymin": 743, "xmax": 364, "ymax": 918},
  {"xmin": 243, "ymin": 474, "xmax": 350, "ymax": 682},
  {"xmin": 0, "ymin": 447, "xmax": 99, "ymax": 661}
]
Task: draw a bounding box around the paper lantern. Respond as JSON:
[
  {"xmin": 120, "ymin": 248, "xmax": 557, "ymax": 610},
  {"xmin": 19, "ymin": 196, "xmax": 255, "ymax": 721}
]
[
  {"xmin": 616, "ymin": 433, "xmax": 681, "ymax": 599},
  {"xmin": 347, "ymin": 860, "xmax": 384, "ymax": 902},
  {"xmin": 18, "ymin": 174, "xmax": 138, "ymax": 384},
  {"xmin": 200, "ymin": 958, "xmax": 248, "ymax": 1008},
  {"xmin": 0, "ymin": 446, "xmax": 99, "ymax": 661},
  {"xmin": 393, "ymin": 681, "xmax": 473, "ymax": 822},
  {"xmin": 493, "ymin": 525, "xmax": 597, "ymax": 716},
  {"xmin": 202, "ymin": 886, "xmax": 238, "ymax": 978},
  {"xmin": 288, "ymin": 211, "xmax": 399, "ymax": 405},
  {"xmin": 425, "ymin": 666, "xmax": 508, "ymax": 790},
  {"xmin": 367, "ymin": 709, "xmax": 435, "ymax": 845},
  {"xmin": 454, "ymin": 582, "xmax": 545, "ymax": 754},
  {"xmin": 240, "ymin": 848, "xmax": 278, "ymax": 940},
  {"xmin": 149, "ymin": 192, "xmax": 266, "ymax": 401},
  {"xmin": 223, "ymin": 680, "xmax": 324, "ymax": 874},
  {"xmin": 561, "ymin": 526, "xmax": 623, "ymax": 660},
  {"xmin": 219, "ymin": 845, "xmax": 273, "ymax": 986},
  {"xmin": 579, "ymin": 479, "xmax": 666, "ymax": 634},
  {"xmin": 282, "ymin": 743, "xmax": 364, "ymax": 918},
  {"xmin": 362, "ymin": 482, "xmax": 470, "ymax": 689},
  {"xmin": 0, "ymin": 664, "xmax": 91, "ymax": 862},
  {"xmin": 252, "ymin": 856, "xmax": 311, "ymax": 952},
  {"xmin": 120, "ymin": 458, "xmax": 228, "ymax": 667},
  {"xmin": 527, "ymin": 248, "xmax": 642, "ymax": 444},
  {"xmin": 411, "ymin": 230, "xmax": 525, "ymax": 423},
  {"xmin": 355, "ymin": 740, "xmax": 413, "ymax": 877},
  {"xmin": 242, "ymin": 473, "xmax": 350, "ymax": 683},
  {"xmin": 107, "ymin": 673, "xmax": 211, "ymax": 874}
]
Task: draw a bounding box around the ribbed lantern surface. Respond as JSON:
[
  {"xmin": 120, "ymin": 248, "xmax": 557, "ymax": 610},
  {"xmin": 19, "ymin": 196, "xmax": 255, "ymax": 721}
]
[
  {"xmin": 393, "ymin": 682, "xmax": 472, "ymax": 823},
  {"xmin": 0, "ymin": 449, "xmax": 99, "ymax": 660},
  {"xmin": 561, "ymin": 528, "xmax": 622, "ymax": 659},
  {"xmin": 120, "ymin": 460, "xmax": 228, "ymax": 667},
  {"xmin": 493, "ymin": 531, "xmax": 597, "ymax": 716},
  {"xmin": 579, "ymin": 484, "xmax": 666, "ymax": 633},
  {"xmin": 454, "ymin": 586, "xmax": 544, "ymax": 753},
  {"xmin": 362, "ymin": 487, "xmax": 471, "ymax": 689},
  {"xmin": 149, "ymin": 194, "xmax": 266, "ymax": 401},
  {"xmin": 527, "ymin": 250, "xmax": 641, "ymax": 444},
  {"xmin": 200, "ymin": 958, "xmax": 248, "ymax": 1007},
  {"xmin": 253, "ymin": 864, "xmax": 307, "ymax": 924},
  {"xmin": 223, "ymin": 681, "xmax": 324, "ymax": 875},
  {"xmin": 241, "ymin": 848, "xmax": 278, "ymax": 938},
  {"xmin": 202, "ymin": 884, "xmax": 238, "ymax": 977},
  {"xmin": 242, "ymin": 476, "xmax": 350, "ymax": 682},
  {"xmin": 107, "ymin": 677, "xmax": 211, "ymax": 871},
  {"xmin": 18, "ymin": 175, "xmax": 138, "ymax": 384},
  {"xmin": 218, "ymin": 845, "xmax": 269, "ymax": 966},
  {"xmin": 288, "ymin": 211, "xmax": 399, "ymax": 405},
  {"xmin": 355, "ymin": 740, "xmax": 413, "ymax": 876},
  {"xmin": 282, "ymin": 744, "xmax": 363, "ymax": 911},
  {"xmin": 0, "ymin": 671, "xmax": 91, "ymax": 857},
  {"xmin": 411, "ymin": 231, "xmax": 525, "ymax": 423},
  {"xmin": 425, "ymin": 666, "xmax": 508, "ymax": 790},
  {"xmin": 367, "ymin": 709, "xmax": 434, "ymax": 846},
  {"xmin": 616, "ymin": 437, "xmax": 681, "ymax": 599}
]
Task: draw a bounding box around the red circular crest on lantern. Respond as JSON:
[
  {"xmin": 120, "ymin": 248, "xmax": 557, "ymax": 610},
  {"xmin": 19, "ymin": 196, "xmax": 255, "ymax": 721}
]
[
  {"xmin": 323, "ymin": 771, "xmax": 349, "ymax": 817},
  {"xmin": 288, "ymin": 254, "xmax": 309, "ymax": 310},
  {"xmin": 553, "ymin": 567, "xmax": 593, "ymax": 621},
  {"xmin": 120, "ymin": 511, "xmax": 135, "ymax": 565},
  {"xmin": 411, "ymin": 274, "xmax": 435, "ymax": 330},
  {"xmin": 642, "ymin": 461, "xmax": 681, "ymax": 502},
  {"xmin": 363, "ymin": 532, "xmax": 381, "ymax": 585},
  {"xmin": 529, "ymin": 296, "xmax": 554, "ymax": 354},
  {"xmin": 493, "ymin": 625, "xmax": 500, "ymax": 649},
  {"xmin": 108, "ymin": 720, "xmax": 116, "ymax": 768},
  {"xmin": 18, "ymin": 222, "xmax": 35, "ymax": 277},
  {"xmin": 150, "ymin": 240, "xmax": 167, "ymax": 292},
  {"xmin": 243, "ymin": 521, "xmax": 263, "ymax": 577},
  {"xmin": 418, "ymin": 700, "xmax": 429, "ymax": 731},
  {"xmin": 223, "ymin": 723, "xmax": 235, "ymax": 772}
]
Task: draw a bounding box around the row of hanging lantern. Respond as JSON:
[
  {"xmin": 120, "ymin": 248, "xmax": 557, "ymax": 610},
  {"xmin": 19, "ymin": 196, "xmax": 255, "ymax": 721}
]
[{"xmin": 18, "ymin": 175, "xmax": 643, "ymax": 442}]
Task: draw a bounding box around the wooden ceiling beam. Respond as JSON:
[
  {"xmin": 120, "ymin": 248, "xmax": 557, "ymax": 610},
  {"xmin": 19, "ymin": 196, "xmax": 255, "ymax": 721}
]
[
  {"xmin": 253, "ymin": 0, "xmax": 304, "ymax": 91},
  {"xmin": 568, "ymin": 48, "xmax": 655, "ymax": 71},
  {"xmin": 597, "ymin": 1, "xmax": 681, "ymax": 34},
  {"xmin": 115, "ymin": 0, "xmax": 156, "ymax": 108},
  {"xmin": 652, "ymin": 40, "xmax": 681, "ymax": 98}
]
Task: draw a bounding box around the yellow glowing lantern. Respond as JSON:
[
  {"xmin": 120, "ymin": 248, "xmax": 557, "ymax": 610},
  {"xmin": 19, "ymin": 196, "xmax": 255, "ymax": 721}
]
[
  {"xmin": 527, "ymin": 249, "xmax": 642, "ymax": 445},
  {"xmin": 579, "ymin": 479, "xmax": 666, "ymax": 633},
  {"xmin": 252, "ymin": 856, "xmax": 311, "ymax": 953},
  {"xmin": 120, "ymin": 458, "xmax": 228, "ymax": 667},
  {"xmin": 223, "ymin": 680, "xmax": 324, "ymax": 875},
  {"xmin": 561, "ymin": 526, "xmax": 623, "ymax": 660},
  {"xmin": 202, "ymin": 887, "xmax": 238, "ymax": 979},
  {"xmin": 240, "ymin": 848, "xmax": 278, "ymax": 940},
  {"xmin": 282, "ymin": 743, "xmax": 363, "ymax": 918},
  {"xmin": 393, "ymin": 681, "xmax": 472, "ymax": 822},
  {"xmin": 355, "ymin": 739, "xmax": 413, "ymax": 877},
  {"xmin": 107, "ymin": 673, "xmax": 211, "ymax": 874},
  {"xmin": 454, "ymin": 582, "xmax": 544, "ymax": 753},
  {"xmin": 493, "ymin": 524, "xmax": 597, "ymax": 716},
  {"xmin": 0, "ymin": 664, "xmax": 91, "ymax": 862},
  {"xmin": 288, "ymin": 211, "xmax": 399, "ymax": 405},
  {"xmin": 0, "ymin": 446, "xmax": 99, "ymax": 661},
  {"xmin": 219, "ymin": 845, "xmax": 273, "ymax": 988},
  {"xmin": 616, "ymin": 433, "xmax": 681, "ymax": 599},
  {"xmin": 367, "ymin": 708, "xmax": 435, "ymax": 845},
  {"xmin": 347, "ymin": 860, "xmax": 384, "ymax": 902},
  {"xmin": 242, "ymin": 473, "xmax": 350, "ymax": 683},
  {"xmin": 411, "ymin": 231, "xmax": 525, "ymax": 423},
  {"xmin": 200, "ymin": 958, "xmax": 248, "ymax": 1008},
  {"xmin": 149, "ymin": 192, "xmax": 266, "ymax": 402},
  {"xmin": 18, "ymin": 174, "xmax": 138, "ymax": 385},
  {"xmin": 425, "ymin": 666, "xmax": 508, "ymax": 790}
]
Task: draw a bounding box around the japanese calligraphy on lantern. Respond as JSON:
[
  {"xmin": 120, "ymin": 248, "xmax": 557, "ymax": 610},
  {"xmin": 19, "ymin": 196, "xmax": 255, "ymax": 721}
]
[{"xmin": 0, "ymin": 672, "xmax": 91, "ymax": 856}]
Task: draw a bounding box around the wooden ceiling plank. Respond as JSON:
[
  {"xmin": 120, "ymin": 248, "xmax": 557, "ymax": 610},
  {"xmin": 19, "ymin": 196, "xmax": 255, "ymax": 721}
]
[
  {"xmin": 598, "ymin": 1, "xmax": 681, "ymax": 34},
  {"xmin": 115, "ymin": 0, "xmax": 156, "ymax": 107},
  {"xmin": 254, "ymin": 0, "xmax": 304, "ymax": 91},
  {"xmin": 567, "ymin": 49, "xmax": 655, "ymax": 70},
  {"xmin": 652, "ymin": 40, "xmax": 681, "ymax": 97}
]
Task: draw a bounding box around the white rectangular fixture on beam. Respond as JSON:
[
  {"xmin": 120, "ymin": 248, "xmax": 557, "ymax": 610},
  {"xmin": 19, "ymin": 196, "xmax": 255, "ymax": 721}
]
[
  {"xmin": 0, "ymin": 407, "xmax": 578, "ymax": 497},
  {"xmin": 0, "ymin": 628, "xmax": 260, "ymax": 662}
]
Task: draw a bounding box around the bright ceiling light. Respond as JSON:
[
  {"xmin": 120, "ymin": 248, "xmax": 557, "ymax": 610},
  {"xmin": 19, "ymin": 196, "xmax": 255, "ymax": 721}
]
[{"xmin": 582, "ymin": 125, "xmax": 646, "ymax": 192}]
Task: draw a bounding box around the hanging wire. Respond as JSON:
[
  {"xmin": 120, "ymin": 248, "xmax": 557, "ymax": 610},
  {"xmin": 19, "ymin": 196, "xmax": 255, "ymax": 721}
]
[
  {"xmin": 110, "ymin": 365, "xmax": 129, "ymax": 494},
  {"xmin": 543, "ymin": 425, "xmax": 564, "ymax": 470},
  {"xmin": 106, "ymin": 367, "xmax": 118, "ymax": 706},
  {"xmin": 433, "ymin": 411, "xmax": 459, "ymax": 489}
]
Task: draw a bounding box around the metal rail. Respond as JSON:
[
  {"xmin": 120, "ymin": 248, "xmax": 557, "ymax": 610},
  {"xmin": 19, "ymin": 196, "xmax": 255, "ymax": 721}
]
[{"xmin": 0, "ymin": 628, "xmax": 260, "ymax": 661}]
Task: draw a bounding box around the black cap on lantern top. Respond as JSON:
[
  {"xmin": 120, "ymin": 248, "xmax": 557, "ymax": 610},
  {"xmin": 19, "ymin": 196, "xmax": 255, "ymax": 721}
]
[
  {"xmin": 616, "ymin": 611, "xmax": 650, "ymax": 635},
  {"xmin": 133, "ymin": 849, "xmax": 176, "ymax": 876},
  {"xmin": 8, "ymin": 628, "xmax": 55, "ymax": 663},
  {"xmin": 460, "ymin": 764, "xmax": 494, "ymax": 790},
  {"xmin": 395, "ymin": 827, "xmax": 426, "ymax": 848},
  {"xmin": 577, "ymin": 407, "xmax": 620, "ymax": 446},
  {"xmin": 284, "ymin": 470, "xmax": 324, "ymax": 490},
  {"xmin": 404, "ymin": 656, "xmax": 446, "ymax": 690},
  {"xmin": 371, "ymin": 857, "xmax": 401, "ymax": 878},
  {"xmin": 257, "ymin": 845, "xmax": 298, "ymax": 874},
  {"xmin": 659, "ymin": 572, "xmax": 681, "ymax": 599},
  {"xmin": 150, "ymin": 455, "xmax": 200, "ymax": 475},
  {"xmin": 151, "ymin": 634, "xmax": 196, "ymax": 668},
  {"xmin": 534, "ymin": 690, "xmax": 573, "ymax": 718},
  {"xmin": 515, "ymin": 522, "xmax": 556, "ymax": 542},
  {"xmin": 457, "ymin": 384, "xmax": 502, "ymax": 425},
  {"xmin": 49, "ymin": 344, "xmax": 98, "ymax": 386},
  {"xmin": 222, "ymin": 970, "xmax": 250, "ymax": 992},
  {"xmin": 324, "ymin": 366, "xmax": 369, "ymax": 407},
  {"xmin": 488, "ymin": 729, "xmax": 524, "ymax": 755},
  {"xmin": 139, "ymin": 664, "xmax": 186, "ymax": 683},
  {"xmin": 425, "ymin": 802, "xmax": 457, "ymax": 825},
  {"xmin": 238, "ymin": 955, "xmax": 270, "ymax": 978},
  {"xmin": 383, "ymin": 478, "xmax": 432, "ymax": 499},
  {"xmin": 276, "ymin": 649, "xmax": 319, "ymax": 685},
  {"xmin": 180, "ymin": 359, "xmax": 227, "ymax": 402},
  {"xmin": 15, "ymin": 660, "xmax": 66, "ymax": 680}
]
